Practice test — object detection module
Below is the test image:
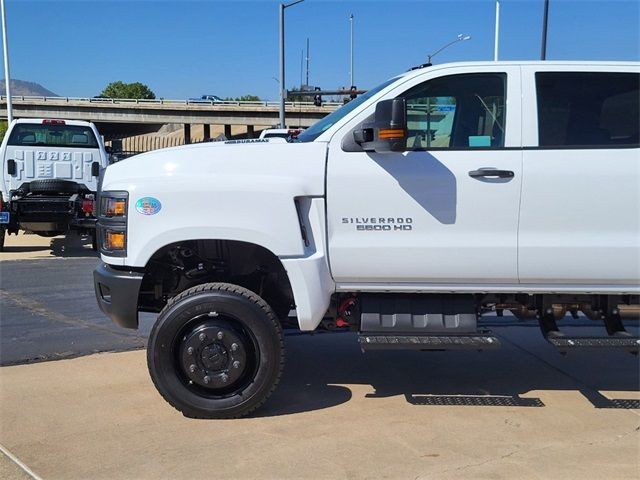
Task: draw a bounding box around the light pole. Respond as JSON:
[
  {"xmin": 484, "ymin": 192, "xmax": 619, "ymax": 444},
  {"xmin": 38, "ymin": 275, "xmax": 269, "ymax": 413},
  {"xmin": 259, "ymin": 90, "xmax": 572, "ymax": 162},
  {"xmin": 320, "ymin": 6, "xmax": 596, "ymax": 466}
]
[
  {"xmin": 279, "ymin": 0, "xmax": 304, "ymax": 128},
  {"xmin": 1, "ymin": 0, "xmax": 12, "ymax": 123},
  {"xmin": 305, "ymin": 37, "xmax": 309, "ymax": 87},
  {"xmin": 427, "ymin": 34, "xmax": 471, "ymax": 64},
  {"xmin": 349, "ymin": 13, "xmax": 354, "ymax": 87},
  {"xmin": 494, "ymin": 0, "xmax": 500, "ymax": 61},
  {"xmin": 541, "ymin": 0, "xmax": 550, "ymax": 60}
]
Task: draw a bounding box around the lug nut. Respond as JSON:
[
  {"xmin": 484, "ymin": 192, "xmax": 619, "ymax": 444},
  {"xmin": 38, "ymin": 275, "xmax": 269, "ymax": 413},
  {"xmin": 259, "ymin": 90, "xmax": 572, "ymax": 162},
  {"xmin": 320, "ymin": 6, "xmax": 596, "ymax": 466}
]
[
  {"xmin": 189, "ymin": 364, "xmax": 196, "ymax": 373},
  {"xmin": 221, "ymin": 374, "xmax": 229, "ymax": 383},
  {"xmin": 231, "ymin": 343, "xmax": 238, "ymax": 351},
  {"xmin": 217, "ymin": 331, "xmax": 224, "ymax": 340},
  {"xmin": 199, "ymin": 333, "xmax": 206, "ymax": 342},
  {"xmin": 233, "ymin": 360, "xmax": 240, "ymax": 369},
  {"xmin": 203, "ymin": 376, "xmax": 211, "ymax": 384},
  {"xmin": 187, "ymin": 347, "xmax": 194, "ymax": 355}
]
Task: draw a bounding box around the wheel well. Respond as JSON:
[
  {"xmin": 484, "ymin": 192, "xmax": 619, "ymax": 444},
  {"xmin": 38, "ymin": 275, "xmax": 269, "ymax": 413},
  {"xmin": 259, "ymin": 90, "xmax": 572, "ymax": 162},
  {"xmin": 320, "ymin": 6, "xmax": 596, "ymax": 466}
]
[{"xmin": 138, "ymin": 239, "xmax": 294, "ymax": 321}]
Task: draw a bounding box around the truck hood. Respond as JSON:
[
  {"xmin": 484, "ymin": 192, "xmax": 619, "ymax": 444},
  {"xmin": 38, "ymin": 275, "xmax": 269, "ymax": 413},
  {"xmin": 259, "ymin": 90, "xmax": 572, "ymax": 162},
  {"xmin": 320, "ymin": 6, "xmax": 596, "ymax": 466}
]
[{"xmin": 101, "ymin": 139, "xmax": 328, "ymax": 197}]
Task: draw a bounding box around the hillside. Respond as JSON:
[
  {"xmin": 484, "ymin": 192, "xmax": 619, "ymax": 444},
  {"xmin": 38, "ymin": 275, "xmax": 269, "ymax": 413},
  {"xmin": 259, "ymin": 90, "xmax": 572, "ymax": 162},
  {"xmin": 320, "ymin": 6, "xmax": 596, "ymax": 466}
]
[{"xmin": 0, "ymin": 79, "xmax": 58, "ymax": 96}]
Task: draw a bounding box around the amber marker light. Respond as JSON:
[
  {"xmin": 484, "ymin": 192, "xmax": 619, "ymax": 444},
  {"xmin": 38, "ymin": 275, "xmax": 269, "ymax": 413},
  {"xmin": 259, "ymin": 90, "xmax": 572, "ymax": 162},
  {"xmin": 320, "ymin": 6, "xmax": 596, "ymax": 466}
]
[
  {"xmin": 378, "ymin": 128, "xmax": 406, "ymax": 140},
  {"xmin": 105, "ymin": 231, "xmax": 126, "ymax": 250}
]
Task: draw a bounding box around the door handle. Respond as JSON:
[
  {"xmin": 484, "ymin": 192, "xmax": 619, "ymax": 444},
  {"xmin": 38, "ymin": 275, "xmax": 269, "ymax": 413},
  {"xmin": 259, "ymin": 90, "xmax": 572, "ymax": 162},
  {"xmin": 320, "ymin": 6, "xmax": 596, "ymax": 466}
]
[{"xmin": 468, "ymin": 169, "xmax": 514, "ymax": 179}]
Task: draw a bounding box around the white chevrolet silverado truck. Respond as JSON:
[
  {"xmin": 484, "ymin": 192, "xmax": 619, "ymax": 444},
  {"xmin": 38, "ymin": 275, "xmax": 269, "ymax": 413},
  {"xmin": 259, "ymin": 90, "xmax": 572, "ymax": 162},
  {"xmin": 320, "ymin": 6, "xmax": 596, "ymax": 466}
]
[{"xmin": 93, "ymin": 61, "xmax": 639, "ymax": 418}]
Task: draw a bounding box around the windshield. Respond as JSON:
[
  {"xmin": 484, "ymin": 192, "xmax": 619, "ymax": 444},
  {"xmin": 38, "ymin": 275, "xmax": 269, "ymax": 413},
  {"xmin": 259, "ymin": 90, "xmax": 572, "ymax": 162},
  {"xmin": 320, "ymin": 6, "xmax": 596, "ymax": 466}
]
[
  {"xmin": 296, "ymin": 77, "xmax": 399, "ymax": 142},
  {"xmin": 8, "ymin": 124, "xmax": 99, "ymax": 149}
]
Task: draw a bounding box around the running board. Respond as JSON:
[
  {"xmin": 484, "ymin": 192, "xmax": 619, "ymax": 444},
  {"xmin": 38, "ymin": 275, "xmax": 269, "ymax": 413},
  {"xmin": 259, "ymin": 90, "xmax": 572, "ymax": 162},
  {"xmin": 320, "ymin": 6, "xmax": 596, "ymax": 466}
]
[
  {"xmin": 358, "ymin": 333, "xmax": 501, "ymax": 351},
  {"xmin": 546, "ymin": 334, "xmax": 640, "ymax": 353},
  {"xmin": 539, "ymin": 308, "xmax": 639, "ymax": 354}
]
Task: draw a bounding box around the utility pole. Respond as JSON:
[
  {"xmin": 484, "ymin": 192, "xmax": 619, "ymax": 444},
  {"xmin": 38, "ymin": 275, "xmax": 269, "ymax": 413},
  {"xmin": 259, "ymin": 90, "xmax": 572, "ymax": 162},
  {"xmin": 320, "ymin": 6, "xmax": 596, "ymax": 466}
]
[
  {"xmin": 305, "ymin": 37, "xmax": 309, "ymax": 87},
  {"xmin": 279, "ymin": 0, "xmax": 304, "ymax": 128},
  {"xmin": 1, "ymin": 0, "xmax": 13, "ymax": 123},
  {"xmin": 349, "ymin": 14, "xmax": 354, "ymax": 86},
  {"xmin": 541, "ymin": 0, "xmax": 550, "ymax": 60},
  {"xmin": 494, "ymin": 0, "xmax": 500, "ymax": 61}
]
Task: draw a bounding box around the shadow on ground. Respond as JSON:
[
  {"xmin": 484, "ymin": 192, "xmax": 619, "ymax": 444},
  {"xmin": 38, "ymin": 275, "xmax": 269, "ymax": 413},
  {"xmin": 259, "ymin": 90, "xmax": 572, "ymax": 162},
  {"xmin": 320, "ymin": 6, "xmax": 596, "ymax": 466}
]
[
  {"xmin": 0, "ymin": 232, "xmax": 97, "ymax": 258},
  {"xmin": 50, "ymin": 233, "xmax": 98, "ymax": 258},
  {"xmin": 255, "ymin": 329, "xmax": 640, "ymax": 417},
  {"xmin": 0, "ymin": 244, "xmax": 51, "ymax": 253}
]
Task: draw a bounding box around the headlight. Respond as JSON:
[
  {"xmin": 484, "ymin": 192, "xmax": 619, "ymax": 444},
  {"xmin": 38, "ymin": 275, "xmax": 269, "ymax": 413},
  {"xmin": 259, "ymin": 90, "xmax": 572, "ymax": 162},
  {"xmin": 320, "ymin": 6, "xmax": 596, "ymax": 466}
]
[
  {"xmin": 101, "ymin": 196, "xmax": 127, "ymax": 218},
  {"xmin": 98, "ymin": 191, "xmax": 128, "ymax": 256}
]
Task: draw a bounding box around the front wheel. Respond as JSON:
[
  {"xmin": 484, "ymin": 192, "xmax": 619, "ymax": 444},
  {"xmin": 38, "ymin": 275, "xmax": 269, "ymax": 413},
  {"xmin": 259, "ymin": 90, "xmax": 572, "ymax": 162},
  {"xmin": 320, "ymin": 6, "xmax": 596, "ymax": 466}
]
[{"xmin": 147, "ymin": 283, "xmax": 284, "ymax": 418}]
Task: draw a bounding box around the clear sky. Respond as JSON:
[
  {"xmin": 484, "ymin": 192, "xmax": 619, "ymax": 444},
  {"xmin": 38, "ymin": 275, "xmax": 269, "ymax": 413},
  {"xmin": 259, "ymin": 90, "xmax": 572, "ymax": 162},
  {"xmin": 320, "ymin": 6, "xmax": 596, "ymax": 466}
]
[{"xmin": 2, "ymin": 0, "xmax": 639, "ymax": 100}]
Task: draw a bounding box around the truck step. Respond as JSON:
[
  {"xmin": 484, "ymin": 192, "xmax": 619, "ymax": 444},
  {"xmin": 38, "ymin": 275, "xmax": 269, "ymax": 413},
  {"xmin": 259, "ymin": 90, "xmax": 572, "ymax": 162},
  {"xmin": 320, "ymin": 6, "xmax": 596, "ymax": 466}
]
[
  {"xmin": 358, "ymin": 333, "xmax": 501, "ymax": 351},
  {"xmin": 539, "ymin": 309, "xmax": 639, "ymax": 354},
  {"xmin": 546, "ymin": 335, "xmax": 640, "ymax": 353}
]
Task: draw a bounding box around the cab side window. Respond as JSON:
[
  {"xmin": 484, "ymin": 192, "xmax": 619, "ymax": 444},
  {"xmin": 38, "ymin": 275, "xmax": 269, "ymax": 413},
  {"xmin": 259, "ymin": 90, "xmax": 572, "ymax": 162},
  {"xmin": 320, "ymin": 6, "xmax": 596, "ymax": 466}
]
[
  {"xmin": 536, "ymin": 72, "xmax": 640, "ymax": 147},
  {"xmin": 402, "ymin": 73, "xmax": 506, "ymax": 149}
]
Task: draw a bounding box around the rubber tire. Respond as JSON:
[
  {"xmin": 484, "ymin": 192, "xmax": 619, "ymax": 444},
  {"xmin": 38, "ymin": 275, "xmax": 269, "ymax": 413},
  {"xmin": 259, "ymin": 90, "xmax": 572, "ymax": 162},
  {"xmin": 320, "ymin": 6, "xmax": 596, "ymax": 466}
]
[
  {"xmin": 147, "ymin": 283, "xmax": 284, "ymax": 419},
  {"xmin": 28, "ymin": 179, "xmax": 78, "ymax": 194}
]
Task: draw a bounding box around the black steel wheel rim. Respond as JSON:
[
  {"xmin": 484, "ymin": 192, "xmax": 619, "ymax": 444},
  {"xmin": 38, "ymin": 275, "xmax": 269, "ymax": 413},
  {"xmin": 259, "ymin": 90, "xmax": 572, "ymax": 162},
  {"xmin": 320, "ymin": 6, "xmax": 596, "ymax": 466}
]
[{"xmin": 173, "ymin": 312, "xmax": 259, "ymax": 398}]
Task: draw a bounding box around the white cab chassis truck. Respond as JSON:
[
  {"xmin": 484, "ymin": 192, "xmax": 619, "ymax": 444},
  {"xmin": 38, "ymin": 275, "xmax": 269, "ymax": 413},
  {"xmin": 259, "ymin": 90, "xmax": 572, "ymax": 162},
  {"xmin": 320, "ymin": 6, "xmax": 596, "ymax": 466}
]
[
  {"xmin": 0, "ymin": 119, "xmax": 109, "ymax": 249},
  {"xmin": 93, "ymin": 62, "xmax": 640, "ymax": 418}
]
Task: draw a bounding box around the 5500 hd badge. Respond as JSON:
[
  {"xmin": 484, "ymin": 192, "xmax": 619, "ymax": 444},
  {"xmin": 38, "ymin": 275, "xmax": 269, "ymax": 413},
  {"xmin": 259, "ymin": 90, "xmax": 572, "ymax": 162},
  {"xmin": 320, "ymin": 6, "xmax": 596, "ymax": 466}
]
[{"xmin": 342, "ymin": 217, "xmax": 413, "ymax": 231}]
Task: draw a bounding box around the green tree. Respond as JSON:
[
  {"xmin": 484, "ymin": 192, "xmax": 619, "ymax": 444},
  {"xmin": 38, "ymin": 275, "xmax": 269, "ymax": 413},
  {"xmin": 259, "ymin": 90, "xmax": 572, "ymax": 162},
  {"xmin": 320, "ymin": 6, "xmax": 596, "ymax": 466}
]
[
  {"xmin": 287, "ymin": 87, "xmax": 306, "ymax": 102},
  {"xmin": 98, "ymin": 81, "xmax": 156, "ymax": 99},
  {"xmin": 0, "ymin": 121, "xmax": 8, "ymax": 143},
  {"xmin": 224, "ymin": 94, "xmax": 261, "ymax": 102}
]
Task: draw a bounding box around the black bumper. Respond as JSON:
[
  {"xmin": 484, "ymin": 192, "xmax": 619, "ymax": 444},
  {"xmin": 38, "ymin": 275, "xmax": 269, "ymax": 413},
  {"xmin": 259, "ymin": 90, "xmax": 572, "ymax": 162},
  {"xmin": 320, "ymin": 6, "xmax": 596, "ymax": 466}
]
[
  {"xmin": 12, "ymin": 196, "xmax": 97, "ymax": 232},
  {"xmin": 93, "ymin": 262, "xmax": 144, "ymax": 329}
]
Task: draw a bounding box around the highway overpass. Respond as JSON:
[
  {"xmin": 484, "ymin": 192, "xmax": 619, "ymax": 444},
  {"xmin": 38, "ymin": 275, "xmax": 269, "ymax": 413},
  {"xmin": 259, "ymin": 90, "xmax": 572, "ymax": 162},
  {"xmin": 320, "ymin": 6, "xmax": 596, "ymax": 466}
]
[{"xmin": 0, "ymin": 96, "xmax": 340, "ymax": 140}]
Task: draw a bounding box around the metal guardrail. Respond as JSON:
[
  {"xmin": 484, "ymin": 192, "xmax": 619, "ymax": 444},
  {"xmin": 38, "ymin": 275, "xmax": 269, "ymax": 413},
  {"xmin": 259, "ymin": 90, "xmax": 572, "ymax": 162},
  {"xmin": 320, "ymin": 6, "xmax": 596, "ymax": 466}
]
[{"xmin": 0, "ymin": 95, "xmax": 344, "ymax": 108}]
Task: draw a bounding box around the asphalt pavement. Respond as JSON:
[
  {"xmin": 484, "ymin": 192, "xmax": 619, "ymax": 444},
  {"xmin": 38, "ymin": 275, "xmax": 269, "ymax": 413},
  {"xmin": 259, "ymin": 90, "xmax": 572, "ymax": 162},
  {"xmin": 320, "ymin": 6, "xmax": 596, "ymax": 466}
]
[
  {"xmin": 0, "ymin": 232, "xmax": 638, "ymax": 479},
  {"xmin": 0, "ymin": 246, "xmax": 152, "ymax": 366}
]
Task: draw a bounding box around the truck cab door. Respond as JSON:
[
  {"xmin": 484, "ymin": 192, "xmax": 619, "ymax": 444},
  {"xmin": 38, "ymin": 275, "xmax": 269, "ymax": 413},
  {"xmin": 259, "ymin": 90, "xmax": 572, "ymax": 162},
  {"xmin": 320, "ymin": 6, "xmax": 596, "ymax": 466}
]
[
  {"xmin": 326, "ymin": 66, "xmax": 523, "ymax": 287},
  {"xmin": 519, "ymin": 66, "xmax": 640, "ymax": 286}
]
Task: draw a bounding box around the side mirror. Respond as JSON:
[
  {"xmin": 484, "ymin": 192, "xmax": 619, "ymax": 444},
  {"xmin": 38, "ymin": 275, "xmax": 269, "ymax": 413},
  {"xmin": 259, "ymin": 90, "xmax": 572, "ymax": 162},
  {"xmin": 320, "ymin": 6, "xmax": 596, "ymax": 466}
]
[
  {"xmin": 353, "ymin": 98, "xmax": 407, "ymax": 153},
  {"xmin": 91, "ymin": 161, "xmax": 100, "ymax": 177},
  {"xmin": 7, "ymin": 159, "xmax": 16, "ymax": 175}
]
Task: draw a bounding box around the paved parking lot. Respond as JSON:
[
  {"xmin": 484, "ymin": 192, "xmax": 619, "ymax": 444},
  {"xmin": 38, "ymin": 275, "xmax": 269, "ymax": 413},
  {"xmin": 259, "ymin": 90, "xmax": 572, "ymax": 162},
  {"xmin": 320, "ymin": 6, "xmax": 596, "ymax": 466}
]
[
  {"xmin": 0, "ymin": 233, "xmax": 638, "ymax": 479},
  {"xmin": 0, "ymin": 233, "xmax": 151, "ymax": 366}
]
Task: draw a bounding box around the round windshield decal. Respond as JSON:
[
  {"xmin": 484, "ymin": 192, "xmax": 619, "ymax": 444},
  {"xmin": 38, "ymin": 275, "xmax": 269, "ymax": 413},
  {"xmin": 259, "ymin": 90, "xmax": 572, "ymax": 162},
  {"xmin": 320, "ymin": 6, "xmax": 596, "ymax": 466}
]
[{"xmin": 135, "ymin": 197, "xmax": 162, "ymax": 215}]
